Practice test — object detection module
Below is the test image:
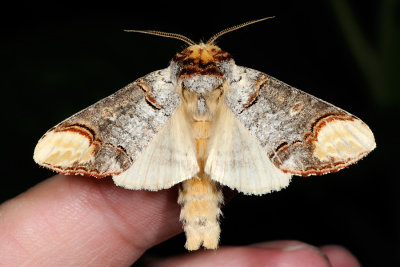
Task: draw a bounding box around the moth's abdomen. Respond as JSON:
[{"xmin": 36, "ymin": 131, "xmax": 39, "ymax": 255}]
[
  {"xmin": 177, "ymin": 120, "xmax": 223, "ymax": 250},
  {"xmin": 178, "ymin": 176, "xmax": 223, "ymax": 250}
]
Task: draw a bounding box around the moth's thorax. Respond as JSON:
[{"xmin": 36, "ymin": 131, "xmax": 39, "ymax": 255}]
[
  {"xmin": 173, "ymin": 44, "xmax": 232, "ymax": 122},
  {"xmin": 182, "ymin": 87, "xmax": 223, "ymax": 122}
]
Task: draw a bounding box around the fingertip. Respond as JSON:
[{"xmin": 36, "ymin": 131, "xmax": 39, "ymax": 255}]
[
  {"xmin": 250, "ymin": 240, "xmax": 331, "ymax": 267},
  {"xmin": 320, "ymin": 245, "xmax": 361, "ymax": 267},
  {"xmin": 150, "ymin": 241, "xmax": 332, "ymax": 267}
]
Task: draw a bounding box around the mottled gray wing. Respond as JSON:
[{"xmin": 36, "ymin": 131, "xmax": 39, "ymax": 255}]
[
  {"xmin": 34, "ymin": 67, "xmax": 181, "ymax": 178},
  {"xmin": 225, "ymin": 65, "xmax": 375, "ymax": 176}
]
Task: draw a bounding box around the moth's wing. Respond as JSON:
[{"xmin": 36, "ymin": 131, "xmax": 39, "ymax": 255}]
[
  {"xmin": 34, "ymin": 67, "xmax": 199, "ymax": 189},
  {"xmin": 204, "ymin": 104, "xmax": 292, "ymax": 195},
  {"xmin": 113, "ymin": 106, "xmax": 199, "ymax": 190},
  {"xmin": 224, "ymin": 65, "xmax": 376, "ymax": 177}
]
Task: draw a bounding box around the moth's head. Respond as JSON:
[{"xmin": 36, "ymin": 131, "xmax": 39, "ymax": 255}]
[
  {"xmin": 173, "ymin": 43, "xmax": 232, "ymax": 72},
  {"xmin": 176, "ymin": 44, "xmax": 226, "ymax": 64}
]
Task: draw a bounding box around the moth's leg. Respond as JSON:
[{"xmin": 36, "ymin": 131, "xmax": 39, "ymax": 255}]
[{"xmin": 178, "ymin": 175, "xmax": 223, "ymax": 250}]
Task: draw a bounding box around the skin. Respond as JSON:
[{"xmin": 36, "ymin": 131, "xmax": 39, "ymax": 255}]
[{"xmin": 0, "ymin": 175, "xmax": 361, "ymax": 266}]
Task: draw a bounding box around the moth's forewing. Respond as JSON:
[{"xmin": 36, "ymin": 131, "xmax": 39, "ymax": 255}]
[
  {"xmin": 34, "ymin": 68, "xmax": 182, "ymax": 179},
  {"xmin": 225, "ymin": 65, "xmax": 376, "ymax": 177}
]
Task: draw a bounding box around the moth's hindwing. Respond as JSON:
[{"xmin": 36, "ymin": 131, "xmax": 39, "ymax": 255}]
[
  {"xmin": 34, "ymin": 67, "xmax": 185, "ymax": 180},
  {"xmin": 113, "ymin": 105, "xmax": 199, "ymax": 190},
  {"xmin": 205, "ymin": 103, "xmax": 291, "ymax": 195},
  {"xmin": 225, "ymin": 65, "xmax": 376, "ymax": 176}
]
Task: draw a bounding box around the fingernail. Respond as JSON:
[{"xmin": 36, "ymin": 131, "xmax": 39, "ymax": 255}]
[
  {"xmin": 250, "ymin": 240, "xmax": 331, "ymax": 263},
  {"xmin": 250, "ymin": 240, "xmax": 310, "ymax": 250}
]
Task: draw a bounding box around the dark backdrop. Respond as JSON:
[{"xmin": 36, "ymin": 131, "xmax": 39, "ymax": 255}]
[{"xmin": 1, "ymin": 1, "xmax": 399, "ymax": 266}]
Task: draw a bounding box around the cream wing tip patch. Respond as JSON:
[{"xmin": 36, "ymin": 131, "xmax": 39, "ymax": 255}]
[
  {"xmin": 313, "ymin": 118, "xmax": 376, "ymax": 164},
  {"xmin": 33, "ymin": 130, "xmax": 93, "ymax": 168}
]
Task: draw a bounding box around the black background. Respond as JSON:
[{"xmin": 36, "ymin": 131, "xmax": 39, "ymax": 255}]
[{"xmin": 1, "ymin": 1, "xmax": 399, "ymax": 266}]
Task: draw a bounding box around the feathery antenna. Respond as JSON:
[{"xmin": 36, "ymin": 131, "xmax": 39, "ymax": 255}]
[
  {"xmin": 206, "ymin": 16, "xmax": 275, "ymax": 45},
  {"xmin": 125, "ymin": 17, "xmax": 275, "ymax": 46},
  {"xmin": 123, "ymin": 29, "xmax": 196, "ymax": 46}
]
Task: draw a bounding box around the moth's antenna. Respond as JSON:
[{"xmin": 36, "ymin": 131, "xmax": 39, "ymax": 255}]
[
  {"xmin": 124, "ymin": 29, "xmax": 196, "ymax": 46},
  {"xmin": 206, "ymin": 16, "xmax": 275, "ymax": 45}
]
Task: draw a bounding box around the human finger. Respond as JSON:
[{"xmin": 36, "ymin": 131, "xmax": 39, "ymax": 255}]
[
  {"xmin": 0, "ymin": 174, "xmax": 182, "ymax": 266},
  {"xmin": 321, "ymin": 245, "xmax": 361, "ymax": 267},
  {"xmin": 146, "ymin": 240, "xmax": 333, "ymax": 267}
]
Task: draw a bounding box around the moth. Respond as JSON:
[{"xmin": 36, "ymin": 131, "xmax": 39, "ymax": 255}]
[{"xmin": 34, "ymin": 18, "xmax": 376, "ymax": 250}]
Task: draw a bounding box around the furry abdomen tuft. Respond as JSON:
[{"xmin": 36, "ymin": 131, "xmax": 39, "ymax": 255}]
[{"xmin": 178, "ymin": 176, "xmax": 223, "ymax": 250}]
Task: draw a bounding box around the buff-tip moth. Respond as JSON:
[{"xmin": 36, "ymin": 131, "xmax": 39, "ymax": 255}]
[{"xmin": 34, "ymin": 18, "xmax": 375, "ymax": 250}]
